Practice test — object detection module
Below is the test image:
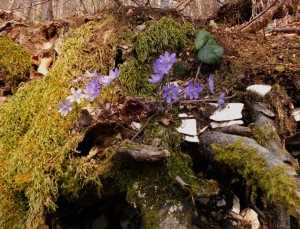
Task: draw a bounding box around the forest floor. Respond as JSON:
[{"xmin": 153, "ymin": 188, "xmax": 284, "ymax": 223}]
[{"xmin": 1, "ymin": 5, "xmax": 300, "ymax": 229}]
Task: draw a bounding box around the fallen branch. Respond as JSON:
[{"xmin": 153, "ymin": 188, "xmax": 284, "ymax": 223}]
[
  {"xmin": 239, "ymin": 0, "xmax": 279, "ymax": 32},
  {"xmin": 116, "ymin": 141, "xmax": 170, "ymax": 162},
  {"xmin": 270, "ymin": 27, "xmax": 300, "ymax": 34}
]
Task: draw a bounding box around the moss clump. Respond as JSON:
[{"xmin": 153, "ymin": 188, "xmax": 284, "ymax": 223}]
[
  {"xmin": 118, "ymin": 58, "xmax": 155, "ymax": 96},
  {"xmin": 0, "ymin": 37, "xmax": 31, "ymax": 86},
  {"xmin": 135, "ymin": 17, "xmax": 195, "ymax": 63},
  {"xmin": 212, "ymin": 140, "xmax": 300, "ymax": 218},
  {"xmin": 251, "ymin": 125, "xmax": 280, "ymax": 147},
  {"xmin": 0, "ymin": 16, "xmax": 119, "ymax": 228}
]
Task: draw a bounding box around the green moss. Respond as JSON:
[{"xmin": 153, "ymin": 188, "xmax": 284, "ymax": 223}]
[
  {"xmin": 251, "ymin": 125, "xmax": 280, "ymax": 147},
  {"xmin": 212, "ymin": 140, "xmax": 300, "ymax": 218},
  {"xmin": 0, "ymin": 37, "xmax": 31, "ymax": 86},
  {"xmin": 118, "ymin": 58, "xmax": 155, "ymax": 96},
  {"xmin": 135, "ymin": 17, "xmax": 195, "ymax": 63},
  {"xmin": 0, "ymin": 16, "xmax": 118, "ymax": 228}
]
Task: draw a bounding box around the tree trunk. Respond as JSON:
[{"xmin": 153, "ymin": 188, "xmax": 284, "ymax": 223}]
[
  {"xmin": 47, "ymin": 0, "xmax": 54, "ymax": 20},
  {"xmin": 79, "ymin": 0, "xmax": 88, "ymax": 14}
]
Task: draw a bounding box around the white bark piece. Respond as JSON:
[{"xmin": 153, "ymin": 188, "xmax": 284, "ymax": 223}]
[
  {"xmin": 231, "ymin": 195, "xmax": 240, "ymax": 214},
  {"xmin": 42, "ymin": 42, "xmax": 53, "ymax": 50},
  {"xmin": 37, "ymin": 57, "xmax": 53, "ymax": 75},
  {"xmin": 241, "ymin": 208, "xmax": 260, "ymax": 229},
  {"xmin": 292, "ymin": 108, "xmax": 300, "ymax": 122},
  {"xmin": 176, "ymin": 118, "xmax": 197, "ymax": 136},
  {"xmin": 210, "ymin": 103, "xmax": 244, "ymax": 121},
  {"xmin": 246, "ymin": 85, "xmax": 272, "ymax": 96},
  {"xmin": 211, "ymin": 120, "xmax": 244, "ymax": 129},
  {"xmin": 184, "ymin": 135, "xmax": 199, "ymax": 143}
]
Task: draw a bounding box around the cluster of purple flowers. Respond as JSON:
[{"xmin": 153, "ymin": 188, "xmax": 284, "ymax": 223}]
[
  {"xmin": 58, "ymin": 68, "xmax": 120, "ymax": 116},
  {"xmin": 148, "ymin": 52, "xmax": 225, "ymax": 108},
  {"xmin": 148, "ymin": 51, "xmax": 176, "ymax": 84}
]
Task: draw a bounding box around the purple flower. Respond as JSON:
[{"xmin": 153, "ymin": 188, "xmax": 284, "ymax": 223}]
[
  {"xmin": 208, "ymin": 74, "xmax": 215, "ymax": 94},
  {"xmin": 159, "ymin": 51, "xmax": 176, "ymax": 71},
  {"xmin": 153, "ymin": 59, "xmax": 169, "ymax": 76},
  {"xmin": 162, "ymin": 83, "xmax": 180, "ymax": 103},
  {"xmin": 58, "ymin": 99, "xmax": 72, "ymax": 116},
  {"xmin": 148, "ymin": 74, "xmax": 162, "ymax": 84},
  {"xmin": 66, "ymin": 87, "xmax": 86, "ymax": 104},
  {"xmin": 217, "ymin": 92, "xmax": 225, "ymax": 109},
  {"xmin": 84, "ymin": 81, "xmax": 100, "ymax": 101},
  {"xmin": 99, "ymin": 68, "xmax": 120, "ymax": 85},
  {"xmin": 183, "ymin": 82, "xmax": 203, "ymax": 99},
  {"xmin": 84, "ymin": 69, "xmax": 98, "ymax": 78}
]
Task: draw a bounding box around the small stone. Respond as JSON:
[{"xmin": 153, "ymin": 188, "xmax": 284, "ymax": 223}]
[
  {"xmin": 131, "ymin": 122, "xmax": 141, "ymax": 130},
  {"xmin": 210, "ymin": 103, "xmax": 244, "ymax": 121},
  {"xmin": 246, "ymin": 85, "xmax": 272, "ymax": 96},
  {"xmin": 217, "ymin": 199, "xmax": 226, "ymax": 207}
]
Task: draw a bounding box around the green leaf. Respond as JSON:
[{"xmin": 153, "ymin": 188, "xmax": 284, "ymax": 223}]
[
  {"xmin": 197, "ymin": 43, "xmax": 224, "ymax": 64},
  {"xmin": 194, "ymin": 29, "xmax": 212, "ymax": 50}
]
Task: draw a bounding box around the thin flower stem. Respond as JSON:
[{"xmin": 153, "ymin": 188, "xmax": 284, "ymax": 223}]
[
  {"xmin": 108, "ymin": 83, "xmax": 116, "ymax": 112},
  {"xmin": 194, "ymin": 62, "xmax": 202, "ymax": 82},
  {"xmin": 179, "ymin": 93, "xmax": 236, "ymax": 104}
]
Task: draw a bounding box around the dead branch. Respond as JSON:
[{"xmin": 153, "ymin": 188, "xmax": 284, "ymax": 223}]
[
  {"xmin": 116, "ymin": 141, "xmax": 170, "ymax": 162},
  {"xmin": 239, "ymin": 0, "xmax": 279, "ymax": 32},
  {"xmin": 270, "ymin": 27, "xmax": 300, "ymax": 34}
]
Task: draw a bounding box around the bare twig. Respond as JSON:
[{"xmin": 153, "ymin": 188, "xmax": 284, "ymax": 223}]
[{"xmin": 239, "ymin": 0, "xmax": 279, "ymax": 32}]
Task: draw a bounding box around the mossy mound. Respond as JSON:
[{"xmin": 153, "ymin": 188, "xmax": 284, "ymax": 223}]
[
  {"xmin": 0, "ymin": 11, "xmax": 200, "ymax": 228},
  {"xmin": 0, "ymin": 37, "xmax": 31, "ymax": 86}
]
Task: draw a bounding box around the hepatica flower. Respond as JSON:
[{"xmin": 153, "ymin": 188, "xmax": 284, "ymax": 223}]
[
  {"xmin": 148, "ymin": 74, "xmax": 162, "ymax": 84},
  {"xmin": 84, "ymin": 80, "xmax": 100, "ymax": 101},
  {"xmin": 163, "ymin": 83, "xmax": 180, "ymax": 103},
  {"xmin": 184, "ymin": 82, "xmax": 203, "ymax": 99},
  {"xmin": 153, "ymin": 59, "xmax": 169, "ymax": 76},
  {"xmin": 99, "ymin": 68, "xmax": 120, "ymax": 85},
  {"xmin": 159, "ymin": 51, "xmax": 176, "ymax": 71},
  {"xmin": 217, "ymin": 92, "xmax": 225, "ymax": 109},
  {"xmin": 66, "ymin": 87, "xmax": 86, "ymax": 104},
  {"xmin": 208, "ymin": 74, "xmax": 215, "ymax": 94},
  {"xmin": 58, "ymin": 99, "xmax": 72, "ymax": 116},
  {"xmin": 84, "ymin": 69, "xmax": 98, "ymax": 78}
]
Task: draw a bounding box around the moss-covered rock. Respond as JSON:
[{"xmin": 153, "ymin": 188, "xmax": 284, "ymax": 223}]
[
  {"xmin": 0, "ymin": 37, "xmax": 31, "ymax": 86},
  {"xmin": 135, "ymin": 17, "xmax": 195, "ymax": 63},
  {"xmin": 212, "ymin": 140, "xmax": 300, "ymax": 218},
  {"xmin": 0, "ymin": 12, "xmax": 200, "ymax": 228}
]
